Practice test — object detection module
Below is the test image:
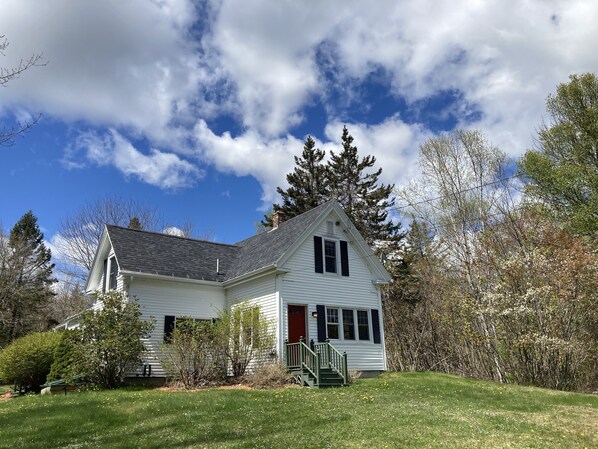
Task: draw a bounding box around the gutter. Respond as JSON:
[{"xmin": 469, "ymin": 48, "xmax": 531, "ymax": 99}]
[
  {"xmin": 222, "ymin": 265, "xmax": 289, "ymax": 288},
  {"xmin": 119, "ymin": 270, "xmax": 223, "ymax": 287}
]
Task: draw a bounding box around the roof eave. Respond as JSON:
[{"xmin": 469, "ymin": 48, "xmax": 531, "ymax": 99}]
[
  {"xmin": 222, "ymin": 265, "xmax": 289, "ymax": 288},
  {"xmin": 84, "ymin": 226, "xmax": 111, "ymax": 292},
  {"xmin": 120, "ymin": 270, "xmax": 224, "ymax": 287}
]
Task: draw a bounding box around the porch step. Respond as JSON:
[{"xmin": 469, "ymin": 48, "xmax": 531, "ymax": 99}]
[
  {"xmin": 294, "ymin": 367, "xmax": 345, "ymax": 388},
  {"xmin": 285, "ymin": 339, "xmax": 349, "ymax": 388}
]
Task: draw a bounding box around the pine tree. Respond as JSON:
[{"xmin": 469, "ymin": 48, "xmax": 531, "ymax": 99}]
[
  {"xmin": 262, "ymin": 135, "xmax": 328, "ymax": 226},
  {"xmin": 0, "ymin": 211, "xmax": 56, "ymax": 344},
  {"xmin": 128, "ymin": 217, "xmax": 143, "ymax": 230},
  {"xmin": 327, "ymin": 126, "xmax": 401, "ymax": 245}
]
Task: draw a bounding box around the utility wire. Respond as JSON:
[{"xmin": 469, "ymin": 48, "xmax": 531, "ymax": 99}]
[{"xmin": 392, "ymin": 173, "xmax": 523, "ymax": 211}]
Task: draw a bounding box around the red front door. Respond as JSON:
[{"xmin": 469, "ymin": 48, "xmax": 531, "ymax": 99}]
[{"xmin": 288, "ymin": 305, "xmax": 306, "ymax": 343}]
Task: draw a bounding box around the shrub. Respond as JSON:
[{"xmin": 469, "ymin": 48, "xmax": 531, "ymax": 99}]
[
  {"xmin": 0, "ymin": 331, "xmax": 62, "ymax": 393},
  {"xmin": 215, "ymin": 305, "xmax": 276, "ymax": 377},
  {"xmin": 162, "ymin": 318, "xmax": 227, "ymax": 389},
  {"xmin": 47, "ymin": 330, "xmax": 78, "ymax": 383},
  {"xmin": 245, "ymin": 362, "xmax": 292, "ymax": 389},
  {"xmin": 74, "ymin": 291, "xmax": 154, "ymax": 389}
]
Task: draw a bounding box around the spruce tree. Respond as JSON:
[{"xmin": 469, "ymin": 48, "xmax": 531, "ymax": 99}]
[
  {"xmin": 262, "ymin": 135, "xmax": 328, "ymax": 226},
  {"xmin": 0, "ymin": 211, "xmax": 56, "ymax": 344},
  {"xmin": 327, "ymin": 126, "xmax": 400, "ymax": 245},
  {"xmin": 128, "ymin": 217, "xmax": 143, "ymax": 230}
]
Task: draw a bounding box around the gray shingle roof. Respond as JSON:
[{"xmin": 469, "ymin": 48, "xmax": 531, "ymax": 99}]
[
  {"xmin": 106, "ymin": 201, "xmax": 332, "ymax": 283},
  {"xmin": 107, "ymin": 226, "xmax": 239, "ymax": 282},
  {"xmin": 225, "ymin": 201, "xmax": 331, "ymax": 279}
]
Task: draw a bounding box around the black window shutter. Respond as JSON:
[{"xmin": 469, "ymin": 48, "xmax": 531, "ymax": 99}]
[
  {"xmin": 164, "ymin": 315, "xmax": 175, "ymax": 342},
  {"xmin": 102, "ymin": 259, "xmax": 108, "ymax": 293},
  {"xmin": 314, "ymin": 236, "xmax": 323, "ymax": 273},
  {"xmin": 340, "ymin": 240, "xmax": 349, "ymax": 276},
  {"xmin": 371, "ymin": 309, "xmax": 381, "ymax": 344},
  {"xmin": 316, "ymin": 305, "xmax": 326, "ymax": 342}
]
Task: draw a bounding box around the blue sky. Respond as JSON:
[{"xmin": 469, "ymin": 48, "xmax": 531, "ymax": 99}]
[{"xmin": 1, "ymin": 0, "xmax": 597, "ymax": 262}]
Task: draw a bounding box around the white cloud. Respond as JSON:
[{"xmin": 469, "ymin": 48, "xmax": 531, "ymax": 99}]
[
  {"xmin": 323, "ymin": 118, "xmax": 431, "ymax": 187},
  {"xmin": 65, "ymin": 130, "xmax": 202, "ymax": 190},
  {"xmin": 192, "ymin": 0, "xmax": 598, "ymax": 198},
  {"xmin": 162, "ymin": 226, "xmax": 185, "ymax": 237},
  {"xmin": 3, "ymin": 0, "xmax": 598, "ymax": 201},
  {"xmin": 194, "ymin": 115, "xmax": 428, "ymax": 207},
  {"xmin": 0, "ymin": 0, "xmax": 202, "ymax": 147},
  {"xmin": 194, "ymin": 120, "xmax": 300, "ymax": 205}
]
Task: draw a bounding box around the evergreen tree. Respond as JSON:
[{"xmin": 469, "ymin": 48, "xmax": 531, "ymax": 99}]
[
  {"xmin": 0, "ymin": 211, "xmax": 56, "ymax": 345},
  {"xmin": 128, "ymin": 216, "xmax": 143, "ymax": 230},
  {"xmin": 520, "ymin": 72, "xmax": 598, "ymax": 236},
  {"xmin": 327, "ymin": 126, "xmax": 401, "ymax": 245},
  {"xmin": 262, "ymin": 136, "xmax": 328, "ymax": 226}
]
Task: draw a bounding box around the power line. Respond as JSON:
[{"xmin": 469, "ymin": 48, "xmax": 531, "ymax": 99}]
[{"xmin": 392, "ymin": 173, "xmax": 523, "ymax": 211}]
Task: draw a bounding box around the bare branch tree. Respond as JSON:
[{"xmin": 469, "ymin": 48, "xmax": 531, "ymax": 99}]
[
  {"xmin": 0, "ymin": 35, "xmax": 46, "ymax": 147},
  {"xmin": 55, "ymin": 196, "xmax": 161, "ymax": 281},
  {"xmin": 397, "ymin": 130, "xmax": 520, "ymax": 383}
]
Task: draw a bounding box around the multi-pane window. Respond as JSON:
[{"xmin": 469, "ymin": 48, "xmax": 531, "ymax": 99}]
[
  {"xmin": 357, "ymin": 310, "xmax": 370, "ymax": 340},
  {"xmin": 108, "ymin": 256, "xmax": 118, "ymax": 290},
  {"xmin": 326, "ymin": 308, "xmax": 339, "ymax": 339},
  {"xmin": 326, "ymin": 308, "xmax": 370, "ymax": 341},
  {"xmin": 342, "ymin": 309, "xmax": 355, "ymax": 340},
  {"xmin": 164, "ymin": 315, "xmax": 218, "ymax": 342},
  {"xmin": 324, "ymin": 240, "xmax": 337, "ymax": 273}
]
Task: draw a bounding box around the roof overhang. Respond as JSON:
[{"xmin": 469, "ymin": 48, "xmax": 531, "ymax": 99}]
[
  {"xmin": 222, "ymin": 265, "xmax": 289, "ymax": 288},
  {"xmin": 84, "ymin": 226, "xmax": 113, "ymax": 292},
  {"xmin": 120, "ymin": 270, "xmax": 223, "ymax": 287}
]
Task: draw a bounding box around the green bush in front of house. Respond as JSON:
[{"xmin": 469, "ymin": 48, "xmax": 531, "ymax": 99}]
[
  {"xmin": 163, "ymin": 304, "xmax": 276, "ymax": 387},
  {"xmin": 214, "ymin": 305, "xmax": 276, "ymax": 378},
  {"xmin": 46, "ymin": 329, "xmax": 79, "ymax": 383},
  {"xmin": 73, "ymin": 291, "xmax": 155, "ymax": 389},
  {"xmin": 162, "ymin": 318, "xmax": 227, "ymax": 388},
  {"xmin": 0, "ymin": 331, "xmax": 62, "ymax": 393}
]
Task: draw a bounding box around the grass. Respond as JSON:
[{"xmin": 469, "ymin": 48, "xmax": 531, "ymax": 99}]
[{"xmin": 0, "ymin": 372, "xmax": 596, "ymax": 448}]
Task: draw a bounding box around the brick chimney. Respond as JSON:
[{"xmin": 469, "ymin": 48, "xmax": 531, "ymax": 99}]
[{"xmin": 272, "ymin": 210, "xmax": 286, "ymax": 229}]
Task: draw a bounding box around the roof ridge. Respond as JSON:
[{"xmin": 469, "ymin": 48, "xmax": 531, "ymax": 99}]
[
  {"xmin": 234, "ymin": 200, "xmax": 334, "ymax": 246},
  {"xmin": 106, "ymin": 224, "xmax": 239, "ymax": 248}
]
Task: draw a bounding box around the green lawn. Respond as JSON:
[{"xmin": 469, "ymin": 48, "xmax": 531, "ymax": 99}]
[{"xmin": 0, "ymin": 372, "xmax": 596, "ymax": 448}]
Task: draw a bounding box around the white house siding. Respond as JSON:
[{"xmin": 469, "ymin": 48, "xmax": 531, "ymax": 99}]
[
  {"xmin": 225, "ymin": 273, "xmax": 279, "ymax": 364},
  {"xmin": 280, "ymin": 215, "xmax": 386, "ymax": 371},
  {"xmin": 128, "ymin": 277, "xmax": 226, "ymax": 377}
]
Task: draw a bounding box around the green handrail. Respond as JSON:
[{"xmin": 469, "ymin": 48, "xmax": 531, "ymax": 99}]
[
  {"xmin": 299, "ymin": 338, "xmax": 320, "ymax": 382},
  {"xmin": 285, "ymin": 339, "xmax": 347, "ymax": 386},
  {"xmin": 325, "ymin": 339, "xmax": 348, "ymax": 385}
]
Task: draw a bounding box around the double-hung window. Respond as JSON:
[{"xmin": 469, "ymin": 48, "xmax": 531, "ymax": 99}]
[
  {"xmin": 318, "ymin": 306, "xmax": 380, "ymax": 343},
  {"xmin": 314, "ymin": 236, "xmax": 349, "ymax": 276},
  {"xmin": 326, "ymin": 308, "xmax": 371, "ymax": 341},
  {"xmin": 326, "ymin": 308, "xmax": 339, "ymax": 339},
  {"xmin": 357, "ymin": 310, "xmax": 370, "ymax": 341},
  {"xmin": 324, "ymin": 240, "xmax": 337, "ymax": 273},
  {"xmin": 342, "ymin": 309, "xmax": 355, "ymax": 340}
]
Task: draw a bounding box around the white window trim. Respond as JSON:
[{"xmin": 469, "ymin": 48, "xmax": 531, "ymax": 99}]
[
  {"xmin": 326, "ymin": 307, "xmax": 340, "ymax": 340},
  {"xmin": 322, "ymin": 238, "xmax": 340, "ymax": 276},
  {"xmin": 325, "ymin": 306, "xmax": 372, "ymax": 343}
]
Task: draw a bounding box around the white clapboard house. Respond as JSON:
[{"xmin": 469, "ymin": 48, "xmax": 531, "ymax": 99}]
[{"xmin": 83, "ymin": 200, "xmax": 391, "ymax": 387}]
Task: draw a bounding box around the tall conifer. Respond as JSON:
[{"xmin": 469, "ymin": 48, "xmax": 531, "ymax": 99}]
[
  {"xmin": 327, "ymin": 126, "xmax": 400, "ymax": 245},
  {"xmin": 262, "ymin": 135, "xmax": 328, "ymax": 226},
  {"xmin": 0, "ymin": 211, "xmax": 56, "ymax": 344}
]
